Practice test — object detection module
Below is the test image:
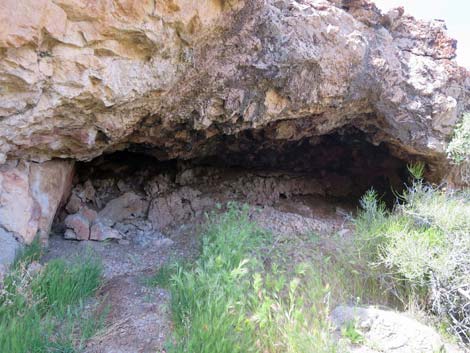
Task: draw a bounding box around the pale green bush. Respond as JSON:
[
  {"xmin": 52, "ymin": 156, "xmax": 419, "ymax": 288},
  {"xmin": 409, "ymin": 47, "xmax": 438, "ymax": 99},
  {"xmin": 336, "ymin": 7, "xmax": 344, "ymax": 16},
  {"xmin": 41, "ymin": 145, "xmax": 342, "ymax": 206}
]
[
  {"xmin": 355, "ymin": 178, "xmax": 470, "ymax": 343},
  {"xmin": 447, "ymin": 113, "xmax": 470, "ymax": 164}
]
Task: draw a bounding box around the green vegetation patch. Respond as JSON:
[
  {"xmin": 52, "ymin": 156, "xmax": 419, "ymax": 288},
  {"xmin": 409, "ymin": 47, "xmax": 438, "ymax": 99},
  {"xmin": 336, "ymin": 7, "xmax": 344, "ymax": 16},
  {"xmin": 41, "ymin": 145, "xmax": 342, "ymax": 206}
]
[
  {"xmin": 354, "ymin": 172, "xmax": 470, "ymax": 343},
  {"xmin": 447, "ymin": 112, "xmax": 470, "ymax": 164},
  {"xmin": 160, "ymin": 203, "xmax": 340, "ymax": 353},
  {"xmin": 0, "ymin": 243, "xmax": 104, "ymax": 353}
]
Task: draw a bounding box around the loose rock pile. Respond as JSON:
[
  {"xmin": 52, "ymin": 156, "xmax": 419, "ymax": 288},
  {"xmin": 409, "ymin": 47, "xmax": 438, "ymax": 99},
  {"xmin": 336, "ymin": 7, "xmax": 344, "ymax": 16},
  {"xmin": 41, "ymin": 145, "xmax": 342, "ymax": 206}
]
[{"xmin": 59, "ymin": 164, "xmax": 331, "ymax": 242}]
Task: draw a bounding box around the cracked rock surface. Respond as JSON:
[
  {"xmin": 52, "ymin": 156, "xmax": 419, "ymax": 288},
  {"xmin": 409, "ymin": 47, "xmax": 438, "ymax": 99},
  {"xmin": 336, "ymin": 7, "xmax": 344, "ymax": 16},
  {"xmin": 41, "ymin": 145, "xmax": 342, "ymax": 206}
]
[{"xmin": 0, "ymin": 0, "xmax": 468, "ymax": 168}]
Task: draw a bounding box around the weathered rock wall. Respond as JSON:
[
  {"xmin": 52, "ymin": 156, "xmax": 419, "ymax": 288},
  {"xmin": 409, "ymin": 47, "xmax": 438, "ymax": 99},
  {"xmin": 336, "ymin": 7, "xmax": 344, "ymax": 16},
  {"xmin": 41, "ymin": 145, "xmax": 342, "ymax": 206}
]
[
  {"xmin": 0, "ymin": 0, "xmax": 469, "ymax": 249},
  {"xmin": 0, "ymin": 0, "xmax": 468, "ymax": 165}
]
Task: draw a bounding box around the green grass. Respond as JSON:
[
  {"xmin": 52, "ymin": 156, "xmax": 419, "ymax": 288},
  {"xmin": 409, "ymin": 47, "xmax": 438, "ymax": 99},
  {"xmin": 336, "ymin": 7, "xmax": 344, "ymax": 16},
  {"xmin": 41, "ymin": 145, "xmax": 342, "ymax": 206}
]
[
  {"xmin": 12, "ymin": 235, "xmax": 43, "ymax": 270},
  {"xmin": 32, "ymin": 257, "xmax": 102, "ymax": 314},
  {"xmin": 148, "ymin": 165, "xmax": 470, "ymax": 348},
  {"xmin": 159, "ymin": 203, "xmax": 340, "ymax": 353},
  {"xmin": 0, "ymin": 243, "xmax": 104, "ymax": 353}
]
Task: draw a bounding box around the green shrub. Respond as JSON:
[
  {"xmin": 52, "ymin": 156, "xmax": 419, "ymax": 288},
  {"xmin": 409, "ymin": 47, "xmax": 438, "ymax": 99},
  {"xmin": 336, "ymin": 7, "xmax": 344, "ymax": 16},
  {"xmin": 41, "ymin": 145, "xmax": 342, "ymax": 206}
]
[
  {"xmin": 354, "ymin": 177, "xmax": 470, "ymax": 343},
  {"xmin": 447, "ymin": 113, "xmax": 470, "ymax": 164}
]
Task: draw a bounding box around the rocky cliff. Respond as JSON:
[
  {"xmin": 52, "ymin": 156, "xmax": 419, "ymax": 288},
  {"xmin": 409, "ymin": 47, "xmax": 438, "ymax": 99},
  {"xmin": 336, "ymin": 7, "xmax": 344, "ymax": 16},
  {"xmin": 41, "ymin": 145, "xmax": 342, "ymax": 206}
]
[{"xmin": 0, "ymin": 0, "xmax": 469, "ymax": 246}]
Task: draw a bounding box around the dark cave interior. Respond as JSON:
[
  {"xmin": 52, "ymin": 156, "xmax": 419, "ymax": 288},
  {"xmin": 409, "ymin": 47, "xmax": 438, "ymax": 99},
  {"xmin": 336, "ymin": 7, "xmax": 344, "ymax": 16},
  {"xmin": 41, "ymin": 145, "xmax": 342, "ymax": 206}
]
[{"xmin": 75, "ymin": 127, "xmax": 410, "ymax": 207}]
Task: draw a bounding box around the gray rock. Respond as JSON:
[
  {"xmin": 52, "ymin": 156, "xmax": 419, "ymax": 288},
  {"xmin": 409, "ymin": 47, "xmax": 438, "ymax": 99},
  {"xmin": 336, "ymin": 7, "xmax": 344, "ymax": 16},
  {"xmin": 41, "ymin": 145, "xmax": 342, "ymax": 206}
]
[
  {"xmin": 0, "ymin": 228, "xmax": 21, "ymax": 279},
  {"xmin": 331, "ymin": 305, "xmax": 448, "ymax": 353},
  {"xmin": 98, "ymin": 192, "xmax": 148, "ymax": 225}
]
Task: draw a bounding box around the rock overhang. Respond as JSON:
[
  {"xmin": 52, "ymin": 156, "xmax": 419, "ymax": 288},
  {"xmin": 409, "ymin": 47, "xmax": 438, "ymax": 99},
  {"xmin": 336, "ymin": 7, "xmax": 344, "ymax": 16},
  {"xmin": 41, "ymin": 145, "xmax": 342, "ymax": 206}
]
[{"xmin": 0, "ymin": 0, "xmax": 469, "ymax": 247}]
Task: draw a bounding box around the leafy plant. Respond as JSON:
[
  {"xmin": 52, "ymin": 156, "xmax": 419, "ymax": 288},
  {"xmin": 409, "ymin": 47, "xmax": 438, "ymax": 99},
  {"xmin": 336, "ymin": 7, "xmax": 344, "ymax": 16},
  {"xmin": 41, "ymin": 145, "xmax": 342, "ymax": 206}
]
[
  {"xmin": 407, "ymin": 162, "xmax": 425, "ymax": 180},
  {"xmin": 341, "ymin": 320, "xmax": 364, "ymax": 345}
]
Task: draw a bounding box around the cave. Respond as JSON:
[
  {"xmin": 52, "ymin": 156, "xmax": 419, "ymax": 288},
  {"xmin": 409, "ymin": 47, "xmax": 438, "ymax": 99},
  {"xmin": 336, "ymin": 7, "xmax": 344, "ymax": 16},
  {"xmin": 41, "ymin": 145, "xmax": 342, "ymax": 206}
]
[
  {"xmin": 76, "ymin": 126, "xmax": 409, "ymax": 201},
  {"xmin": 58, "ymin": 125, "xmax": 411, "ymax": 243}
]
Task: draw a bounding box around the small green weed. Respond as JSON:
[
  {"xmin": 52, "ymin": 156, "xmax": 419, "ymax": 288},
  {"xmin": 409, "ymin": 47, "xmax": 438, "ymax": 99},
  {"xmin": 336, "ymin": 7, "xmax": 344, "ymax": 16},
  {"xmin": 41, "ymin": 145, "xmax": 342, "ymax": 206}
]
[{"xmin": 341, "ymin": 320, "xmax": 364, "ymax": 345}]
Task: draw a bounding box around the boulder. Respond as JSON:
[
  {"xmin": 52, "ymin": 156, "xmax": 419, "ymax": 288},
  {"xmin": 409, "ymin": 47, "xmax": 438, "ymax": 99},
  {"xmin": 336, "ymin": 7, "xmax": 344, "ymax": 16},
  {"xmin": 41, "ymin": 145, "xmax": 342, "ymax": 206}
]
[
  {"xmin": 331, "ymin": 305, "xmax": 446, "ymax": 353},
  {"xmin": 0, "ymin": 159, "xmax": 74, "ymax": 244},
  {"xmin": 0, "ymin": 228, "xmax": 21, "ymax": 280},
  {"xmin": 64, "ymin": 213, "xmax": 90, "ymax": 240},
  {"xmin": 90, "ymin": 222, "xmax": 122, "ymax": 242},
  {"xmin": 0, "ymin": 0, "xmax": 467, "ymax": 181},
  {"xmin": 79, "ymin": 206, "xmax": 98, "ymax": 224},
  {"xmin": 98, "ymin": 192, "xmax": 148, "ymax": 225},
  {"xmin": 65, "ymin": 193, "xmax": 83, "ymax": 214}
]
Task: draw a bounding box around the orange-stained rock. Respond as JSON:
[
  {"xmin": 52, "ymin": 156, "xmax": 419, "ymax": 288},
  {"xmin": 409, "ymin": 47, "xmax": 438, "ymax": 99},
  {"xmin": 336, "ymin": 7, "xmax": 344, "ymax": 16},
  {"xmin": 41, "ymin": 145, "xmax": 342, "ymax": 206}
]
[
  {"xmin": 0, "ymin": 160, "xmax": 74, "ymax": 244},
  {"xmin": 0, "ymin": 0, "xmax": 467, "ymax": 174},
  {"xmin": 64, "ymin": 213, "xmax": 90, "ymax": 240}
]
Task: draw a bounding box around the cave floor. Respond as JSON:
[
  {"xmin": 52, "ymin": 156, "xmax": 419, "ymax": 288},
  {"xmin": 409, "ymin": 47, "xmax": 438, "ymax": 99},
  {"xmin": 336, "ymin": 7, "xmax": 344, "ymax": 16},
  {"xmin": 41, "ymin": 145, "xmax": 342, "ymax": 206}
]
[{"xmin": 43, "ymin": 195, "xmax": 354, "ymax": 353}]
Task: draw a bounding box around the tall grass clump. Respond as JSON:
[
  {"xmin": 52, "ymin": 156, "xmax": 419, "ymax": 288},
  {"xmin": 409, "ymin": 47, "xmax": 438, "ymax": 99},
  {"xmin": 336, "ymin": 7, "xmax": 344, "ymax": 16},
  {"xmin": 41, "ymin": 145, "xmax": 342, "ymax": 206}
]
[
  {"xmin": 164, "ymin": 203, "xmax": 339, "ymax": 353},
  {"xmin": 0, "ymin": 243, "xmax": 104, "ymax": 353},
  {"xmin": 353, "ymin": 164, "xmax": 470, "ymax": 343}
]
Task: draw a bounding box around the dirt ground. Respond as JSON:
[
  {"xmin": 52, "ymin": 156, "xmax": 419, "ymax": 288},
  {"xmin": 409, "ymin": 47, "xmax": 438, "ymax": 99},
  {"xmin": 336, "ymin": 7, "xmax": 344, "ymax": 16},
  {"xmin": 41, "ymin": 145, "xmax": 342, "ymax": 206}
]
[{"xmin": 43, "ymin": 196, "xmax": 353, "ymax": 353}]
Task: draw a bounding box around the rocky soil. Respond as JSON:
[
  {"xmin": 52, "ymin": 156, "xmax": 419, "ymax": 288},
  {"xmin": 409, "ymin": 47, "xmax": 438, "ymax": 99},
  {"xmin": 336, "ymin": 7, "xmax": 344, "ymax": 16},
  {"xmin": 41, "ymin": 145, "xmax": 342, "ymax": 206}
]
[
  {"xmin": 41, "ymin": 177, "xmax": 463, "ymax": 352},
  {"xmin": 44, "ymin": 198, "xmax": 348, "ymax": 352}
]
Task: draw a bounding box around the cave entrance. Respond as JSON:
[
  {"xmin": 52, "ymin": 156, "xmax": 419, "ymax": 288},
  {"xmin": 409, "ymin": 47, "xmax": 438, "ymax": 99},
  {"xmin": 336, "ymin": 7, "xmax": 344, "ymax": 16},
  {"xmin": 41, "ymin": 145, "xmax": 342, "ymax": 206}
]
[
  {"xmin": 59, "ymin": 126, "xmax": 409, "ymax": 240},
  {"xmin": 57, "ymin": 126, "xmax": 411, "ymax": 242}
]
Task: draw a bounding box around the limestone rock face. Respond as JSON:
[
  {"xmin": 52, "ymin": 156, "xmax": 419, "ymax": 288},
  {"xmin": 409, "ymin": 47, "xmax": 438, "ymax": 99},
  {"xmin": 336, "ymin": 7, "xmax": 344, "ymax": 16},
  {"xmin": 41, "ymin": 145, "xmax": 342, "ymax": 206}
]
[
  {"xmin": 0, "ymin": 160, "xmax": 74, "ymax": 244},
  {"xmin": 0, "ymin": 0, "xmax": 468, "ymax": 172}
]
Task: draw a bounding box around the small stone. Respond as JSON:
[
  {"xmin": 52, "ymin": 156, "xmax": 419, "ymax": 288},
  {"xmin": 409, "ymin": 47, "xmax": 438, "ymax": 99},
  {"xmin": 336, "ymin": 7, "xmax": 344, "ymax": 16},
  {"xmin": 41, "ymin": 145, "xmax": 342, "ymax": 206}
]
[
  {"xmin": 79, "ymin": 206, "xmax": 98, "ymax": 223},
  {"xmin": 66, "ymin": 193, "xmax": 83, "ymax": 214},
  {"xmin": 27, "ymin": 261, "xmax": 43, "ymax": 276},
  {"xmin": 64, "ymin": 213, "xmax": 90, "ymax": 240},
  {"xmin": 90, "ymin": 222, "xmax": 122, "ymax": 241},
  {"xmin": 117, "ymin": 179, "xmax": 131, "ymax": 192},
  {"xmin": 64, "ymin": 229, "xmax": 78, "ymax": 240},
  {"xmin": 83, "ymin": 180, "xmax": 96, "ymax": 203},
  {"xmin": 154, "ymin": 237, "xmax": 174, "ymax": 247}
]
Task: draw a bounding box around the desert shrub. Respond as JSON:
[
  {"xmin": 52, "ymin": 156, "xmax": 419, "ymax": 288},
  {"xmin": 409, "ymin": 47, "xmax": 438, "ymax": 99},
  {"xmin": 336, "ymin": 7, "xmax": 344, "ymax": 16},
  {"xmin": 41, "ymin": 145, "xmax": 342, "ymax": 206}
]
[
  {"xmin": 447, "ymin": 113, "xmax": 470, "ymax": 184},
  {"xmin": 354, "ymin": 172, "xmax": 470, "ymax": 343},
  {"xmin": 0, "ymin": 246, "xmax": 104, "ymax": 353},
  {"xmin": 447, "ymin": 113, "xmax": 470, "ymax": 165}
]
